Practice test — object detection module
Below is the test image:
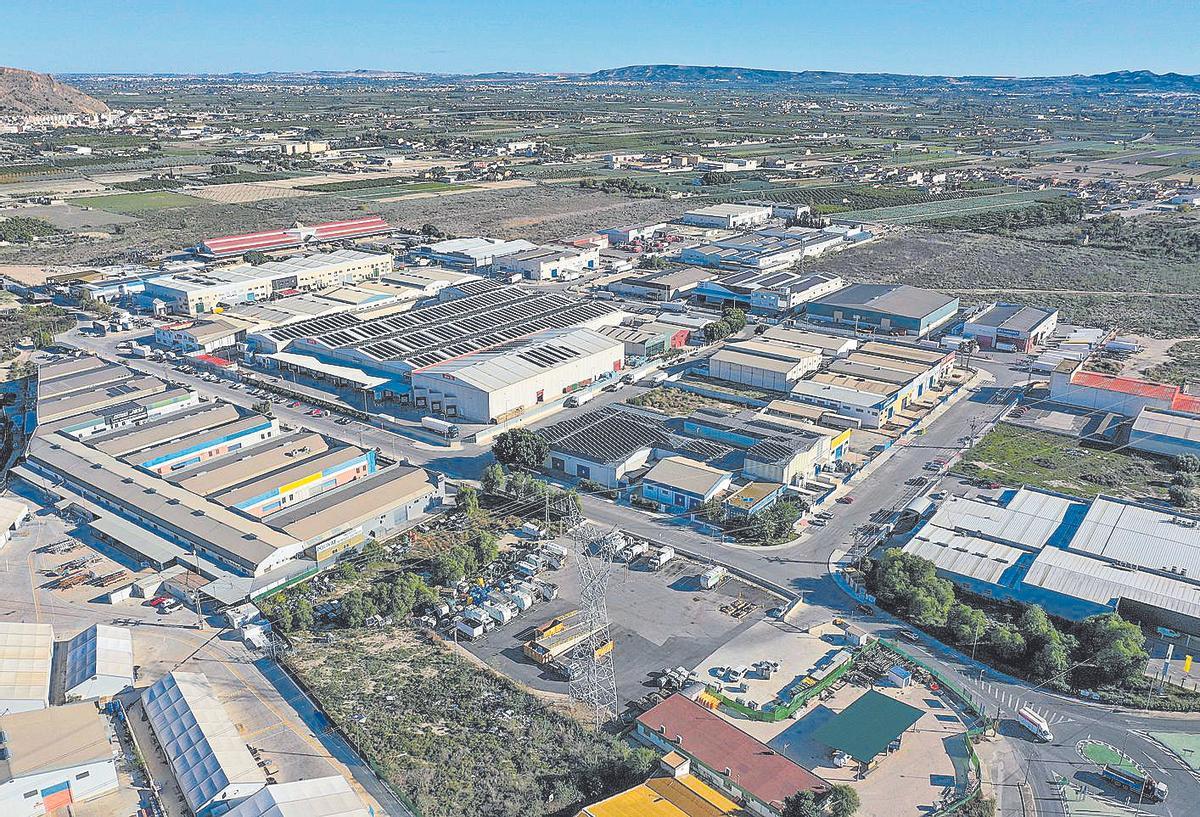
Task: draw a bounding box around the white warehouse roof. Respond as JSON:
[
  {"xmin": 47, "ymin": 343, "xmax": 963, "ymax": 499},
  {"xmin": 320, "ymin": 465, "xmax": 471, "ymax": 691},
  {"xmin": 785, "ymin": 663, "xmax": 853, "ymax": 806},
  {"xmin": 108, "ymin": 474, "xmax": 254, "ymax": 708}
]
[
  {"xmin": 64, "ymin": 624, "xmax": 134, "ymax": 700},
  {"xmin": 141, "ymin": 671, "xmax": 266, "ymax": 815},
  {"xmin": 226, "ymin": 777, "xmax": 370, "ymax": 817},
  {"xmin": 0, "ymin": 622, "xmax": 54, "ymax": 712},
  {"xmin": 414, "ymin": 326, "xmax": 622, "ymax": 392}
]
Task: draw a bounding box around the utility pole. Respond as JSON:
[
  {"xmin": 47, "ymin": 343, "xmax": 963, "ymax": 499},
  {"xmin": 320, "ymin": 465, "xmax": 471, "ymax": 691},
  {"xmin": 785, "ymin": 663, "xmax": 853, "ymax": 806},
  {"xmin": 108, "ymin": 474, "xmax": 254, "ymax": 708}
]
[
  {"xmin": 568, "ymin": 525, "xmax": 619, "ymax": 728},
  {"xmin": 190, "ymin": 543, "xmax": 203, "ymax": 630}
]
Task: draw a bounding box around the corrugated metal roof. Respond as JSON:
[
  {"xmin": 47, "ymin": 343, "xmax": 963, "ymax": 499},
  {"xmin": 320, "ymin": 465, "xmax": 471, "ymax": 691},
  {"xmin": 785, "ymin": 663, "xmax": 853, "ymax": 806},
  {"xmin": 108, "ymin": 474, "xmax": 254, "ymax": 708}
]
[
  {"xmin": 64, "ymin": 624, "xmax": 133, "ymax": 693},
  {"xmin": 0, "ymin": 622, "xmax": 53, "ymax": 707},
  {"xmin": 1023, "ymin": 546, "xmax": 1200, "ymax": 620},
  {"xmin": 1071, "ymin": 496, "xmax": 1200, "ymax": 577},
  {"xmin": 903, "ymin": 528, "xmax": 1026, "ymax": 585}
]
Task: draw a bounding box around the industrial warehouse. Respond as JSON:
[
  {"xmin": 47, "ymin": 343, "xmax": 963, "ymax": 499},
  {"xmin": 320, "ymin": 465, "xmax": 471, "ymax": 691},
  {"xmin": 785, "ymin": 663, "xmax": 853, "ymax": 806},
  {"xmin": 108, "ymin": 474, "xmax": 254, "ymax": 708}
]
[
  {"xmin": 17, "ymin": 358, "xmax": 444, "ymax": 605},
  {"xmin": 901, "ymin": 487, "xmax": 1200, "ymax": 634}
]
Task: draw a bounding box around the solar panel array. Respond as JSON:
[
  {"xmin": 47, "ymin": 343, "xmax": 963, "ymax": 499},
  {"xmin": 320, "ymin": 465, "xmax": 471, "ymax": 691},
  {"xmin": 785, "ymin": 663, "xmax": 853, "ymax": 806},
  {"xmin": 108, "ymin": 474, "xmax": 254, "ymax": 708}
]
[{"xmin": 538, "ymin": 405, "xmax": 675, "ymax": 465}]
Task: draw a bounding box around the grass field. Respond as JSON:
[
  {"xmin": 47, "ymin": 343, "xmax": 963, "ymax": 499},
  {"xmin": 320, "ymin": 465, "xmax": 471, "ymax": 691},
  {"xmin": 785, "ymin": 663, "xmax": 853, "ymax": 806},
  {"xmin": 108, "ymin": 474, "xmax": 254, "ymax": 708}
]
[
  {"xmin": 954, "ymin": 425, "xmax": 1174, "ymax": 500},
  {"xmin": 1148, "ymin": 732, "xmax": 1200, "ymax": 770},
  {"xmin": 71, "ymin": 191, "xmax": 207, "ymax": 213}
]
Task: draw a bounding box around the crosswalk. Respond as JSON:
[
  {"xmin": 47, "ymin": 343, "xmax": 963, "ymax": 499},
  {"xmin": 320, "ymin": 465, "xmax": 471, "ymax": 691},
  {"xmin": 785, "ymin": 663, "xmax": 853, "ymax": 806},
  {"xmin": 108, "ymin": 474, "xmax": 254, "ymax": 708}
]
[{"xmin": 973, "ymin": 679, "xmax": 1072, "ymax": 724}]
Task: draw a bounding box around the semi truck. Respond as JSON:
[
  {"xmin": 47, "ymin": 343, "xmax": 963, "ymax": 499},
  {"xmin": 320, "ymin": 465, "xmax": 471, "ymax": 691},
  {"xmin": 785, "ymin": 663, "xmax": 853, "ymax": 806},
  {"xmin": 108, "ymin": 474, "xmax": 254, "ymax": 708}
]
[
  {"xmin": 420, "ymin": 416, "xmax": 460, "ymax": 439},
  {"xmin": 1016, "ymin": 706, "xmax": 1054, "ymax": 742},
  {"xmin": 1101, "ymin": 765, "xmax": 1168, "ymax": 802}
]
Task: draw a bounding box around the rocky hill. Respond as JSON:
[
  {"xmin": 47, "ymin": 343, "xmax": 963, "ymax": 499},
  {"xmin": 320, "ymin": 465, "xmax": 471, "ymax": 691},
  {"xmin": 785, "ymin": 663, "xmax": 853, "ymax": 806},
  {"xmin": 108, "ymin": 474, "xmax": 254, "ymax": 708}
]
[{"xmin": 0, "ymin": 67, "xmax": 110, "ymax": 117}]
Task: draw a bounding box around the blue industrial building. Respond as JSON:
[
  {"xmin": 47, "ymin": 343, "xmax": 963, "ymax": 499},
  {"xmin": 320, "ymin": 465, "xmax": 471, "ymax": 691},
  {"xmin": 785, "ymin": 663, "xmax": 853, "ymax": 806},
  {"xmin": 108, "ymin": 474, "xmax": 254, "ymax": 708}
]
[
  {"xmin": 806, "ymin": 283, "xmax": 959, "ymax": 337},
  {"xmin": 902, "ymin": 487, "xmax": 1200, "ymax": 633}
]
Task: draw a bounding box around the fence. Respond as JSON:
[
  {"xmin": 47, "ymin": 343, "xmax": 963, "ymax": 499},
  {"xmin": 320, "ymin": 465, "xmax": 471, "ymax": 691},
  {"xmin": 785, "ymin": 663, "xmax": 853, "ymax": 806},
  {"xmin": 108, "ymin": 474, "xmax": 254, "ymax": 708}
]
[
  {"xmin": 713, "ymin": 643, "xmax": 869, "ymax": 722},
  {"xmin": 876, "ymin": 639, "xmax": 990, "ymax": 815}
]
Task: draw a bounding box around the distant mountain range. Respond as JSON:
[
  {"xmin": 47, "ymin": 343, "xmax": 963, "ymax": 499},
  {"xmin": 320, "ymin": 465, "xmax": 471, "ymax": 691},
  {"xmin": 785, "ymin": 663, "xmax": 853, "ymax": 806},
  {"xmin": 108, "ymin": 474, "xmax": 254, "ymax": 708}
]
[
  {"xmin": 0, "ymin": 66, "xmax": 109, "ymax": 116},
  {"xmin": 52, "ymin": 65, "xmax": 1200, "ymax": 96},
  {"xmin": 583, "ymin": 65, "xmax": 1200, "ymax": 93}
]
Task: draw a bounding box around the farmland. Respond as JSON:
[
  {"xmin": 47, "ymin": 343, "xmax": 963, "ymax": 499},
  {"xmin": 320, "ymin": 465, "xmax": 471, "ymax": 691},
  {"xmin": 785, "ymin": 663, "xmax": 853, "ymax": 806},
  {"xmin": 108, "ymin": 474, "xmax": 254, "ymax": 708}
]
[
  {"xmin": 835, "ymin": 189, "xmax": 1066, "ymax": 223},
  {"xmin": 70, "ymin": 190, "xmax": 208, "ymax": 213},
  {"xmin": 287, "ymin": 627, "xmax": 656, "ymax": 817}
]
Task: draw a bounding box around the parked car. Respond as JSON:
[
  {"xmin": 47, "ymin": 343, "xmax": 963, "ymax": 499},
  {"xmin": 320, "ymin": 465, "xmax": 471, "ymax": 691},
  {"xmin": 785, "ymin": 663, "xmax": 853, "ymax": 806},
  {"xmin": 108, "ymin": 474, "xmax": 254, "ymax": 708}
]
[
  {"xmin": 1156, "ymin": 627, "xmax": 1182, "ymax": 639},
  {"xmin": 899, "ymin": 629, "xmax": 921, "ymax": 643},
  {"xmin": 856, "ymin": 603, "xmax": 875, "ymax": 616},
  {"xmin": 837, "ymin": 496, "xmax": 855, "ymax": 504},
  {"xmin": 289, "ymin": 401, "xmax": 301, "ymax": 408}
]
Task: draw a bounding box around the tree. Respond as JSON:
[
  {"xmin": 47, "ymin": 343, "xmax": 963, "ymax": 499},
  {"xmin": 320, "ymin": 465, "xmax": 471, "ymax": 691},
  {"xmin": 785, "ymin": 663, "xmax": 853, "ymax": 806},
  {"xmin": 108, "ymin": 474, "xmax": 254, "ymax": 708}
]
[
  {"xmin": 337, "ymin": 561, "xmax": 359, "ymax": 582},
  {"xmin": 481, "ymin": 463, "xmax": 507, "ymax": 495},
  {"xmin": 699, "ymin": 495, "xmax": 727, "ymax": 524},
  {"xmin": 986, "ymin": 622, "xmax": 1027, "ymax": 661},
  {"xmin": 274, "ymin": 603, "xmax": 294, "ymax": 632},
  {"xmin": 456, "ymin": 484, "xmax": 481, "ymax": 518},
  {"xmin": 294, "ymin": 597, "xmax": 315, "ymax": 631},
  {"xmin": 252, "ymin": 399, "xmax": 274, "ymax": 417},
  {"xmin": 473, "ymin": 530, "xmax": 499, "ymax": 566},
  {"xmin": 339, "ymin": 590, "xmax": 369, "ymax": 628},
  {"xmin": 1030, "ymin": 639, "xmax": 1070, "ymax": 682},
  {"xmin": 430, "ymin": 550, "xmax": 466, "ymax": 587},
  {"xmin": 638, "ymin": 254, "xmax": 669, "ymax": 270},
  {"xmin": 947, "ymin": 602, "xmax": 987, "ymax": 646},
  {"xmin": 828, "ymin": 784, "xmax": 861, "ymax": 817},
  {"xmin": 908, "ymin": 584, "xmax": 953, "ymax": 628},
  {"xmin": 243, "ymin": 250, "xmax": 268, "ymax": 265},
  {"xmin": 782, "ymin": 791, "xmax": 821, "ymax": 817},
  {"xmin": 703, "ymin": 320, "xmax": 732, "ymax": 343},
  {"xmin": 360, "ymin": 539, "xmax": 386, "ymax": 566},
  {"xmin": 1016, "ymin": 605, "xmax": 1058, "ymax": 652},
  {"xmin": 492, "ymin": 429, "xmax": 549, "ymax": 469},
  {"xmin": 1075, "ymin": 613, "xmax": 1148, "ymax": 687},
  {"xmin": 722, "ymin": 306, "xmax": 747, "ymax": 332}
]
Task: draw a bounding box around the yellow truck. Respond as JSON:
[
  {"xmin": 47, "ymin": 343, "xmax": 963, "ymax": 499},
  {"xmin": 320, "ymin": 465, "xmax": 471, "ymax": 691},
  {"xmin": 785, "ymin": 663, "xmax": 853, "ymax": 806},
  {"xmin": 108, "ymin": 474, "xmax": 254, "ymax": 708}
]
[{"xmin": 523, "ymin": 610, "xmax": 606, "ymax": 665}]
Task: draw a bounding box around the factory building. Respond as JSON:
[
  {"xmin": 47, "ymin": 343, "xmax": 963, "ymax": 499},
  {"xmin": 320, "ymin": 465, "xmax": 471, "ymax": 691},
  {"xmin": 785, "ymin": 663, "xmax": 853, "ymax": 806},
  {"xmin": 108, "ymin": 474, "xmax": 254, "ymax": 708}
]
[
  {"xmin": 53, "ymin": 388, "xmax": 199, "ymax": 440},
  {"xmin": 1049, "ymin": 361, "xmax": 1200, "ymax": 418},
  {"xmin": 708, "ymin": 340, "xmax": 821, "ymax": 392},
  {"xmin": 410, "ymin": 237, "xmax": 538, "ymax": 270},
  {"xmin": 680, "ymin": 203, "xmax": 772, "ymax": 230},
  {"xmin": 0, "ymin": 622, "xmax": 53, "ymax": 714},
  {"xmin": 147, "ymin": 250, "xmax": 392, "ymax": 316},
  {"xmin": 759, "ymin": 326, "xmax": 858, "ymax": 358},
  {"xmin": 693, "ymin": 269, "xmax": 843, "ymax": 313},
  {"xmin": 597, "ymin": 322, "xmax": 689, "ymax": 359},
  {"xmin": 681, "ymin": 231, "xmax": 845, "ymax": 273},
  {"xmin": 963, "ymin": 303, "xmax": 1058, "ymax": 352},
  {"xmin": 1128, "ymin": 408, "xmax": 1200, "ymax": 458},
  {"xmin": 494, "ymin": 244, "xmax": 600, "ymax": 281},
  {"xmin": 682, "ymin": 408, "xmax": 847, "ymax": 485},
  {"xmin": 225, "ymin": 777, "xmax": 370, "ymax": 817},
  {"xmin": 598, "ymin": 223, "xmax": 667, "ymax": 244},
  {"xmin": 606, "ymin": 266, "xmax": 715, "ymax": 302},
  {"xmin": 806, "ymin": 283, "xmax": 959, "ymax": 337},
  {"xmin": 0, "ymin": 498, "xmax": 29, "ymax": 550},
  {"xmin": 253, "ymin": 281, "xmax": 624, "ymax": 389},
  {"xmin": 641, "ymin": 456, "xmax": 733, "ymax": 511},
  {"xmin": 212, "ymin": 446, "xmax": 375, "ymax": 518},
  {"xmin": 194, "ymin": 216, "xmax": 392, "ymax": 259},
  {"xmin": 0, "ymin": 703, "xmax": 120, "ymax": 817},
  {"xmin": 788, "ymin": 380, "xmax": 892, "ymax": 429},
  {"xmin": 154, "ymin": 318, "xmax": 248, "ymax": 353},
  {"xmin": 539, "ymin": 406, "xmax": 676, "ymax": 488},
  {"xmin": 410, "ymin": 326, "xmax": 624, "ymax": 423},
  {"xmin": 636, "ymin": 695, "xmax": 829, "ymax": 816},
  {"xmin": 903, "ymin": 488, "xmax": 1200, "ymax": 634},
  {"xmin": 141, "ymin": 672, "xmax": 266, "ymax": 817},
  {"xmin": 62, "ymin": 624, "xmax": 134, "ymax": 701},
  {"xmin": 264, "ymin": 465, "xmax": 444, "ymax": 563}
]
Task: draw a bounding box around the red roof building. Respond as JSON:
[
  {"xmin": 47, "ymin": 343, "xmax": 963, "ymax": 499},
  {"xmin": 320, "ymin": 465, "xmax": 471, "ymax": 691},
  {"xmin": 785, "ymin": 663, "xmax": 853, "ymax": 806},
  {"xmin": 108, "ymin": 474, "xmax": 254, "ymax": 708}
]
[
  {"xmin": 196, "ymin": 216, "xmax": 391, "ymax": 258},
  {"xmin": 1052, "ymin": 363, "xmax": 1199, "ymax": 418},
  {"xmin": 635, "ymin": 694, "xmax": 829, "ymax": 815}
]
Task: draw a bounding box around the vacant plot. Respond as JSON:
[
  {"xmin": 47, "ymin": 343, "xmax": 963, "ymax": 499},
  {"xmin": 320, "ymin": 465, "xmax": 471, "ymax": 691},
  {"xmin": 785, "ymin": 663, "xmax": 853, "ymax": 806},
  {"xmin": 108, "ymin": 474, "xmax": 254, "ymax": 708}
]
[
  {"xmin": 1141, "ymin": 340, "xmax": 1200, "ymax": 385},
  {"xmin": 812, "ymin": 228, "xmax": 1200, "ymax": 337},
  {"xmin": 954, "ymin": 425, "xmax": 1174, "ymax": 500},
  {"xmin": 71, "ymin": 191, "xmax": 207, "ymax": 213},
  {"xmin": 626, "ymin": 386, "xmax": 743, "ymax": 416},
  {"xmin": 189, "ymin": 182, "xmax": 318, "ymax": 204},
  {"xmin": 337, "ymin": 182, "xmax": 473, "ymax": 200},
  {"xmin": 287, "ymin": 627, "xmax": 655, "ymax": 817}
]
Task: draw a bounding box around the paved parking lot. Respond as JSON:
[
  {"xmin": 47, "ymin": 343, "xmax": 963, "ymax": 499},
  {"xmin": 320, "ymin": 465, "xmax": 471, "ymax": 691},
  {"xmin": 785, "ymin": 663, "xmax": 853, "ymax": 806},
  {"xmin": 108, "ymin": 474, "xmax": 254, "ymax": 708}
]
[{"xmin": 459, "ymin": 545, "xmax": 775, "ymax": 705}]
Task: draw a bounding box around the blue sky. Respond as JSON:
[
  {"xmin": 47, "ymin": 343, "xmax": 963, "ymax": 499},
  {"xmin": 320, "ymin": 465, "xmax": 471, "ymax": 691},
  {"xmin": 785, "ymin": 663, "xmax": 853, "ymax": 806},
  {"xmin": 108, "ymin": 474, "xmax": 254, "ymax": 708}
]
[{"xmin": 9, "ymin": 0, "xmax": 1200, "ymax": 76}]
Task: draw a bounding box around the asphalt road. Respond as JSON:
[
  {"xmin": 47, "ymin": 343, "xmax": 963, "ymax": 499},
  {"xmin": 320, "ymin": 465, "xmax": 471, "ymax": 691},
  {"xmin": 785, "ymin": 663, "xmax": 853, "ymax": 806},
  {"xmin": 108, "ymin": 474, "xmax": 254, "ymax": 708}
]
[{"xmin": 57, "ymin": 323, "xmax": 1200, "ymax": 816}]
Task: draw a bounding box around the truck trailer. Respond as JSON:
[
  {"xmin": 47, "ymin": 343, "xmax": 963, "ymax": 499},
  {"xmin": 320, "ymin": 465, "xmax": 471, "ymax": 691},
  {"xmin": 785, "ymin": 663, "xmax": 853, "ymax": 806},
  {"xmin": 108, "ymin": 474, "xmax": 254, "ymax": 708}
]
[
  {"xmin": 1101, "ymin": 765, "xmax": 1167, "ymax": 802},
  {"xmin": 1016, "ymin": 706, "xmax": 1053, "ymax": 742},
  {"xmin": 421, "ymin": 416, "xmax": 461, "ymax": 439}
]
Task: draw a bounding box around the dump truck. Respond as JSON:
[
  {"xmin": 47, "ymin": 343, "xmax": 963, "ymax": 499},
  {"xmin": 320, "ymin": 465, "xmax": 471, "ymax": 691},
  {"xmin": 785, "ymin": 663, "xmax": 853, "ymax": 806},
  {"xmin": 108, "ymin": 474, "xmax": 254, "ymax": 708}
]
[
  {"xmin": 648, "ymin": 547, "xmax": 675, "ymax": 570},
  {"xmin": 1101, "ymin": 765, "xmax": 1167, "ymax": 802}
]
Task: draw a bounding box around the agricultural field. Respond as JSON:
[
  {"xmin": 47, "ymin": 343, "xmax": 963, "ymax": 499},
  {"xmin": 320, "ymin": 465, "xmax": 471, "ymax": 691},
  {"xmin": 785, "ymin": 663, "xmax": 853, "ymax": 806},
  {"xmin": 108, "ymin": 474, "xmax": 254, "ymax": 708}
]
[
  {"xmin": 287, "ymin": 627, "xmax": 656, "ymax": 817},
  {"xmin": 835, "ymin": 189, "xmax": 1066, "ymax": 224},
  {"xmin": 70, "ymin": 190, "xmax": 207, "ymax": 213},
  {"xmin": 953, "ymin": 425, "xmax": 1176, "ymax": 501}
]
